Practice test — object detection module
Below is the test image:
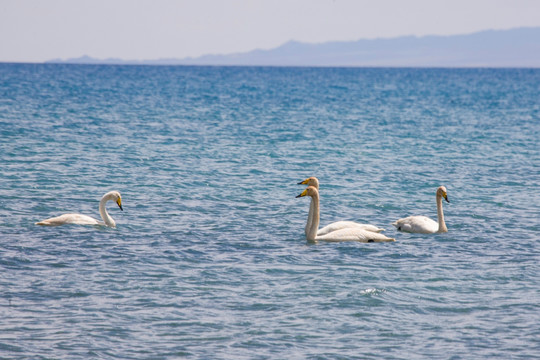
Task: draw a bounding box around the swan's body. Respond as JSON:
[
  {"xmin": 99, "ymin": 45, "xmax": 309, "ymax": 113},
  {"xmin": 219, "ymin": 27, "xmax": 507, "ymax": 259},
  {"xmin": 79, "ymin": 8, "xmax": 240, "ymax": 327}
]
[
  {"xmin": 36, "ymin": 191, "xmax": 123, "ymax": 228},
  {"xmin": 392, "ymin": 186, "xmax": 449, "ymax": 234},
  {"xmin": 297, "ymin": 177, "xmax": 385, "ymax": 235},
  {"xmin": 317, "ymin": 221, "xmax": 384, "ymax": 235},
  {"xmin": 296, "ymin": 186, "xmax": 394, "ymax": 243}
]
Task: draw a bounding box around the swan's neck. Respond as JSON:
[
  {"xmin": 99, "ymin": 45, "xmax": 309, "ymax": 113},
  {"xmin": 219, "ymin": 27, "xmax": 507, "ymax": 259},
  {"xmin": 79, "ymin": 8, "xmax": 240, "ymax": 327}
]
[
  {"xmin": 99, "ymin": 197, "xmax": 116, "ymax": 227},
  {"xmin": 436, "ymin": 195, "xmax": 447, "ymax": 233},
  {"xmin": 306, "ymin": 200, "xmax": 314, "ymax": 236},
  {"xmin": 305, "ymin": 183, "xmax": 319, "ymax": 236},
  {"xmin": 306, "ymin": 193, "xmax": 320, "ymax": 242}
]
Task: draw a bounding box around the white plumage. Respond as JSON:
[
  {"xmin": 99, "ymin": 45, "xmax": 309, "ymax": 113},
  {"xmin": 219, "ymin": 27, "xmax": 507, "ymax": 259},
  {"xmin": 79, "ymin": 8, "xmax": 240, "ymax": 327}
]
[
  {"xmin": 392, "ymin": 186, "xmax": 449, "ymax": 234},
  {"xmin": 297, "ymin": 176, "xmax": 385, "ymax": 236},
  {"xmin": 36, "ymin": 191, "xmax": 123, "ymax": 228},
  {"xmin": 296, "ymin": 186, "xmax": 394, "ymax": 243}
]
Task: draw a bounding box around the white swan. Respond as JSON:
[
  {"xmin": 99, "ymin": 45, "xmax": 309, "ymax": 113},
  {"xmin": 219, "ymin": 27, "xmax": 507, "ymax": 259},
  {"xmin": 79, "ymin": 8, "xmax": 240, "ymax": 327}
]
[
  {"xmin": 297, "ymin": 176, "xmax": 385, "ymax": 235},
  {"xmin": 296, "ymin": 186, "xmax": 395, "ymax": 243},
  {"xmin": 36, "ymin": 191, "xmax": 123, "ymax": 228},
  {"xmin": 392, "ymin": 186, "xmax": 449, "ymax": 234}
]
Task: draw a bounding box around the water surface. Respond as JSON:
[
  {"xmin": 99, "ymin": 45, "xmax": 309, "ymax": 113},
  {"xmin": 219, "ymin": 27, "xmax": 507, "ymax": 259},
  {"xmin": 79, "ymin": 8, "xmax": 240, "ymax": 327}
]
[{"xmin": 0, "ymin": 64, "xmax": 539, "ymax": 359}]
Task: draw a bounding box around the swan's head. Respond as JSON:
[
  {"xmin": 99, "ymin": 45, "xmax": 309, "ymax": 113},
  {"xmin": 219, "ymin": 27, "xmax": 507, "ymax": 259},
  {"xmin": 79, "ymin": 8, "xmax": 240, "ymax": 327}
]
[
  {"xmin": 437, "ymin": 186, "xmax": 449, "ymax": 203},
  {"xmin": 296, "ymin": 186, "xmax": 319, "ymax": 199},
  {"xmin": 297, "ymin": 176, "xmax": 319, "ymax": 189},
  {"xmin": 104, "ymin": 191, "xmax": 123, "ymax": 211}
]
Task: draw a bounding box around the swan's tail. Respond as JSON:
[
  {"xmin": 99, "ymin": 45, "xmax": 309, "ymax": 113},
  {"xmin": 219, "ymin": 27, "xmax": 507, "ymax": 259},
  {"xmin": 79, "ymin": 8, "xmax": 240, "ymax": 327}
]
[
  {"xmin": 365, "ymin": 230, "xmax": 395, "ymax": 242},
  {"xmin": 375, "ymin": 238, "xmax": 395, "ymax": 242},
  {"xmin": 35, "ymin": 220, "xmax": 51, "ymax": 226}
]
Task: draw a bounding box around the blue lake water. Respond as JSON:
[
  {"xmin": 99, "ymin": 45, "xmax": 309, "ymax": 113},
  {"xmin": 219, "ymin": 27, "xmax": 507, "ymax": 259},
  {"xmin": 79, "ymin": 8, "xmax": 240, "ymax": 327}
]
[{"xmin": 0, "ymin": 64, "xmax": 539, "ymax": 359}]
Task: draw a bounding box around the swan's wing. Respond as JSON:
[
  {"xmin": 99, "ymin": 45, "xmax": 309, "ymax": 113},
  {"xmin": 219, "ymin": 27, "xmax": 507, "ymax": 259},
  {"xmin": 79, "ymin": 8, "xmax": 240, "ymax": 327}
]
[
  {"xmin": 317, "ymin": 221, "xmax": 385, "ymax": 236},
  {"xmin": 36, "ymin": 213, "xmax": 101, "ymax": 226},
  {"xmin": 316, "ymin": 227, "xmax": 395, "ymax": 243},
  {"xmin": 392, "ymin": 216, "xmax": 438, "ymax": 234}
]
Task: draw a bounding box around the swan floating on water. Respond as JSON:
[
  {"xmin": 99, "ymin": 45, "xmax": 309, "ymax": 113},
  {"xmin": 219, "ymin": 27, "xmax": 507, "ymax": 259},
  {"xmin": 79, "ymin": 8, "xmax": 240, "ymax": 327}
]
[
  {"xmin": 35, "ymin": 191, "xmax": 123, "ymax": 228},
  {"xmin": 392, "ymin": 186, "xmax": 449, "ymax": 234},
  {"xmin": 297, "ymin": 177, "xmax": 385, "ymax": 235},
  {"xmin": 296, "ymin": 186, "xmax": 395, "ymax": 243}
]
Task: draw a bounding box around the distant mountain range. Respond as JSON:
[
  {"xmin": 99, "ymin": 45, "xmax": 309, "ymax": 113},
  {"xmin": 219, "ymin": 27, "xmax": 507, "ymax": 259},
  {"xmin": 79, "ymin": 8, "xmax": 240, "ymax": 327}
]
[{"xmin": 47, "ymin": 27, "xmax": 540, "ymax": 67}]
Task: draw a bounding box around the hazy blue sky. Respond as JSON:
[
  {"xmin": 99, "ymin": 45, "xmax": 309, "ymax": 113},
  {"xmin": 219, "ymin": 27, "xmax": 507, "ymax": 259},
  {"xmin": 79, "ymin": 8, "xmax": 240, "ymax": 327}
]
[{"xmin": 1, "ymin": 0, "xmax": 540, "ymax": 63}]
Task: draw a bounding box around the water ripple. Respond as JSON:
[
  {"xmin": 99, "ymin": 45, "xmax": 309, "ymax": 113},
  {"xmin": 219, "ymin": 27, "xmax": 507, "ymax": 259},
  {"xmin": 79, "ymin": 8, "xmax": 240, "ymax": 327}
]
[{"xmin": 0, "ymin": 65, "xmax": 539, "ymax": 359}]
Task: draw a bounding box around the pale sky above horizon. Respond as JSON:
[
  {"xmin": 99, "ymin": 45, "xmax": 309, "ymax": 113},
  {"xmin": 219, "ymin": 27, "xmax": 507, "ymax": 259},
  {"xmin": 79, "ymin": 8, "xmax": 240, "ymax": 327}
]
[{"xmin": 1, "ymin": 0, "xmax": 540, "ymax": 63}]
